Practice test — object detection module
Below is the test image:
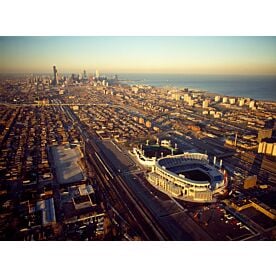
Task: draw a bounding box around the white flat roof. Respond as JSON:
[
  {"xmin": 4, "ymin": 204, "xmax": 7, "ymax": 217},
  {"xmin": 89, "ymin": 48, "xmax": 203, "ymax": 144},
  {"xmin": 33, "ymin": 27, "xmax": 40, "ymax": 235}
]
[{"xmin": 51, "ymin": 144, "xmax": 85, "ymax": 184}]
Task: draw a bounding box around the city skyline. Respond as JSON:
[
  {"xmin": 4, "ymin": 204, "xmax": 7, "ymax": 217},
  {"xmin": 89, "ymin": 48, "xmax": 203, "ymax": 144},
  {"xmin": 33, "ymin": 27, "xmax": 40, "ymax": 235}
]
[
  {"xmin": 0, "ymin": 36, "xmax": 276, "ymax": 75},
  {"xmin": 1, "ymin": 65, "xmax": 276, "ymax": 242}
]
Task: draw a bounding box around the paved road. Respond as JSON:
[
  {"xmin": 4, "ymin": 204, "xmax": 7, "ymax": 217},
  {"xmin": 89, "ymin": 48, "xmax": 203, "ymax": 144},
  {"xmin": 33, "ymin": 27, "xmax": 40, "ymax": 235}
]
[{"xmin": 98, "ymin": 137, "xmax": 212, "ymax": 240}]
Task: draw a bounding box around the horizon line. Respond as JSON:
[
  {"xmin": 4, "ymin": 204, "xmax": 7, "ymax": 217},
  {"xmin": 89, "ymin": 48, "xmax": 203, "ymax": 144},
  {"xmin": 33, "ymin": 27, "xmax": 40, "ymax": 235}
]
[{"xmin": 1, "ymin": 72, "xmax": 276, "ymax": 77}]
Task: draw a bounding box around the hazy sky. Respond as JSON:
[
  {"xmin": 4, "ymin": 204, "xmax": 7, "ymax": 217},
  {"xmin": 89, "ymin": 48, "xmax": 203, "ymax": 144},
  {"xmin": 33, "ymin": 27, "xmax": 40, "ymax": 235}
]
[{"xmin": 0, "ymin": 36, "xmax": 276, "ymax": 75}]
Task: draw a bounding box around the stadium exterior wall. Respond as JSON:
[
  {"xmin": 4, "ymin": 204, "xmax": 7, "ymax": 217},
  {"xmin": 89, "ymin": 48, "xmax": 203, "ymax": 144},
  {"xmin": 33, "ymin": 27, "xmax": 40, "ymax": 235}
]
[{"xmin": 147, "ymin": 153, "xmax": 227, "ymax": 203}]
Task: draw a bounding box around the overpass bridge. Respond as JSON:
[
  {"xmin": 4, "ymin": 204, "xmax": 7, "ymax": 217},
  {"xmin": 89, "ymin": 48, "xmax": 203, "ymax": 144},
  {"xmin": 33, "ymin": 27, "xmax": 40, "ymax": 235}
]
[{"xmin": 0, "ymin": 102, "xmax": 110, "ymax": 107}]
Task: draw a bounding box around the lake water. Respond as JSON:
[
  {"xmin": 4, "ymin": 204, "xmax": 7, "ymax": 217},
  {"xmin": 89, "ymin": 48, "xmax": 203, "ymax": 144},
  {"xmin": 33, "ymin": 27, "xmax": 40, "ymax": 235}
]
[{"xmin": 119, "ymin": 74, "xmax": 276, "ymax": 101}]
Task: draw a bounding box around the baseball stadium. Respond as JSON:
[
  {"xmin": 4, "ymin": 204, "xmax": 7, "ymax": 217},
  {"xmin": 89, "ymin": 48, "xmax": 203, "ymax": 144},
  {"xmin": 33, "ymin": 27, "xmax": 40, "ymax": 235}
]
[{"xmin": 147, "ymin": 152, "xmax": 228, "ymax": 202}]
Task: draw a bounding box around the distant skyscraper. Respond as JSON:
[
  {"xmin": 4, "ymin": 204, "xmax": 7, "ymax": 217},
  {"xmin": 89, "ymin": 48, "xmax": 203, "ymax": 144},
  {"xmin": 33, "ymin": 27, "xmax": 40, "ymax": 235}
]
[
  {"xmin": 95, "ymin": 69, "xmax": 99, "ymax": 79},
  {"xmin": 53, "ymin": 65, "xmax": 58, "ymax": 85},
  {"xmin": 239, "ymin": 98, "xmax": 245, "ymax": 106},
  {"xmin": 83, "ymin": 70, "xmax": 88, "ymax": 82},
  {"xmin": 222, "ymin": 97, "xmax": 228, "ymax": 103},
  {"xmin": 214, "ymin": 96, "xmax": 221, "ymax": 102},
  {"xmin": 249, "ymin": 100, "xmax": 255, "ymax": 109},
  {"xmin": 229, "ymin": 98, "xmax": 236, "ymax": 105},
  {"xmin": 202, "ymin": 99, "xmax": 209, "ymax": 108}
]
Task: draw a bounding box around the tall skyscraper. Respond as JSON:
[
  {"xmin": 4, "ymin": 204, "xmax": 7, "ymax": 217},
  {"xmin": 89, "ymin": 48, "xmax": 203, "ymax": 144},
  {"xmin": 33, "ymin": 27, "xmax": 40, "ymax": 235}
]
[
  {"xmin": 95, "ymin": 69, "xmax": 99, "ymax": 79},
  {"xmin": 83, "ymin": 70, "xmax": 88, "ymax": 81},
  {"xmin": 53, "ymin": 65, "xmax": 58, "ymax": 85}
]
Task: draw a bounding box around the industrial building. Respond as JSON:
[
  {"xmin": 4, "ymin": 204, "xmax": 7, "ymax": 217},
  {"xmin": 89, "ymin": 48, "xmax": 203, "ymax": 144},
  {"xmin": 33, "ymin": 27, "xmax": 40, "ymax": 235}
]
[{"xmin": 50, "ymin": 143, "xmax": 86, "ymax": 185}]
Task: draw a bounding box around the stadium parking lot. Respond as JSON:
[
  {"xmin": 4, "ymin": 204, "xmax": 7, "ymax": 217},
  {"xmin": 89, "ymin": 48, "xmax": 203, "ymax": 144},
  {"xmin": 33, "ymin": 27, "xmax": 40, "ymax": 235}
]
[{"xmin": 190, "ymin": 203, "xmax": 254, "ymax": 240}]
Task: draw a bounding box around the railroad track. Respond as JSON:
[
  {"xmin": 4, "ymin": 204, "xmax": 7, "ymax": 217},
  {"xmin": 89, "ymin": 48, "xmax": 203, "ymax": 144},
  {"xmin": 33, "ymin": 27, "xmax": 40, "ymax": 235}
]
[
  {"xmin": 86, "ymin": 142, "xmax": 167, "ymax": 240},
  {"xmin": 63, "ymin": 103, "xmax": 170, "ymax": 240}
]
